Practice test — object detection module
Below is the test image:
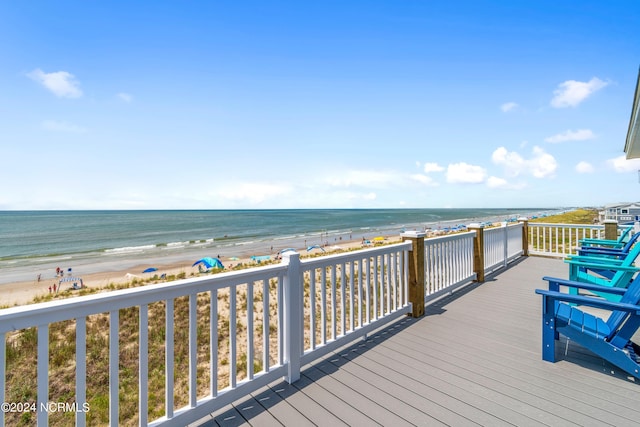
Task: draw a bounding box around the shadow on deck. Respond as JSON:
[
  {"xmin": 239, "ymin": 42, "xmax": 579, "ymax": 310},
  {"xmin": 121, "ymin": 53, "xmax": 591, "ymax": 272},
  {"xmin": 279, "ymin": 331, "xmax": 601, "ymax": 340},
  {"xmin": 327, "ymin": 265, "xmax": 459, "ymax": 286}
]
[{"xmin": 194, "ymin": 256, "xmax": 640, "ymax": 427}]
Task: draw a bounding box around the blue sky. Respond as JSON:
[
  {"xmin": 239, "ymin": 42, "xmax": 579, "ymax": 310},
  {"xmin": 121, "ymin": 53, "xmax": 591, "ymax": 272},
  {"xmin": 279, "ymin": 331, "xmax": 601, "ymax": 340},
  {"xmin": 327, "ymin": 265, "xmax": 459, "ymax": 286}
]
[{"xmin": 1, "ymin": 1, "xmax": 639, "ymax": 210}]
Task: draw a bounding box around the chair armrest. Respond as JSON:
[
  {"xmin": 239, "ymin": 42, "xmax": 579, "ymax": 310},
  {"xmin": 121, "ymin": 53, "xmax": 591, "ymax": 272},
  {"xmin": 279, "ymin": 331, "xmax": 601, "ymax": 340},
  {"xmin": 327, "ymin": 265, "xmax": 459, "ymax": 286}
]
[
  {"xmin": 535, "ymin": 289, "xmax": 640, "ymax": 313},
  {"xmin": 565, "ymin": 255, "xmax": 625, "ymax": 265},
  {"xmin": 579, "ymin": 239, "xmax": 625, "ymax": 248},
  {"xmin": 563, "ymin": 259, "xmax": 638, "ymax": 271},
  {"xmin": 541, "ymin": 276, "xmax": 628, "ymax": 295}
]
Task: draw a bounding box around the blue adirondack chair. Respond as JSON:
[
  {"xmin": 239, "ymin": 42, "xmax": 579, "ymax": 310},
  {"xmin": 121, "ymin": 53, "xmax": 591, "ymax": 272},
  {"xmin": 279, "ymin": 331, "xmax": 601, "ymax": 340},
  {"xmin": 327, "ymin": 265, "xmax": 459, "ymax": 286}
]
[
  {"xmin": 564, "ymin": 242, "xmax": 640, "ymax": 301},
  {"xmin": 535, "ymin": 275, "xmax": 640, "ymax": 380},
  {"xmin": 579, "ymin": 225, "xmax": 633, "ymax": 249},
  {"xmin": 577, "ymin": 232, "xmax": 640, "ymax": 259}
]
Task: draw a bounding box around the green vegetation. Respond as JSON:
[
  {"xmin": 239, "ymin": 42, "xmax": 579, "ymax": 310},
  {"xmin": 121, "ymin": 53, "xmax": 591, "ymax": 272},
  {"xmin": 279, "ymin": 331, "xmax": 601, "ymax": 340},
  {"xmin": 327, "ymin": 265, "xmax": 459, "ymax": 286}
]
[{"xmin": 530, "ymin": 208, "xmax": 599, "ymax": 224}]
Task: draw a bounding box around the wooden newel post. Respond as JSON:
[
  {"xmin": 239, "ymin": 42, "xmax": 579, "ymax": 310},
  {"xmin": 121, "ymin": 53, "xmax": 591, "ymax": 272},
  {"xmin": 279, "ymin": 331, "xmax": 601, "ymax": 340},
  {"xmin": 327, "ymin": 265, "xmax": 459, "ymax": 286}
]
[
  {"xmin": 401, "ymin": 231, "xmax": 426, "ymax": 318},
  {"xmin": 604, "ymin": 219, "xmax": 618, "ymax": 241},
  {"xmin": 518, "ymin": 217, "xmax": 529, "ymax": 256},
  {"xmin": 468, "ymin": 223, "xmax": 485, "ymax": 283}
]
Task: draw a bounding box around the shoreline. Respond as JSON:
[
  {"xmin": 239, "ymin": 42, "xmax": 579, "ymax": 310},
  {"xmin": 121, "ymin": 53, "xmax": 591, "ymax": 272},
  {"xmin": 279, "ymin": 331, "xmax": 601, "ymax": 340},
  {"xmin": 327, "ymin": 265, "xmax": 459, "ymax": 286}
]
[
  {"xmin": 0, "ymin": 234, "xmax": 394, "ymax": 307},
  {"xmin": 0, "ymin": 210, "xmax": 564, "ymax": 307}
]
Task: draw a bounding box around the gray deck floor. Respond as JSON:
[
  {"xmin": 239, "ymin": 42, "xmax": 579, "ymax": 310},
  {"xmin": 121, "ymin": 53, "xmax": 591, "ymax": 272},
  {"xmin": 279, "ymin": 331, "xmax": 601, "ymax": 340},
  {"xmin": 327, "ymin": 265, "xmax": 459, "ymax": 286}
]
[{"xmin": 194, "ymin": 256, "xmax": 640, "ymax": 426}]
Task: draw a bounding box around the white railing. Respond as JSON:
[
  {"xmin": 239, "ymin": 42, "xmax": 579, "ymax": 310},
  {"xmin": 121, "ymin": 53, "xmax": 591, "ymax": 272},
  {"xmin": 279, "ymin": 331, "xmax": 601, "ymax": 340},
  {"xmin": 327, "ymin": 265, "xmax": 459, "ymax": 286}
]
[
  {"xmin": 528, "ymin": 223, "xmax": 604, "ymax": 257},
  {"xmin": 0, "ymin": 242, "xmax": 412, "ymax": 427},
  {"xmin": 424, "ymin": 231, "xmax": 476, "ymax": 303},
  {"xmin": 484, "ymin": 222, "xmax": 525, "ymax": 273},
  {"xmin": 298, "ymin": 243, "xmax": 412, "ymax": 368}
]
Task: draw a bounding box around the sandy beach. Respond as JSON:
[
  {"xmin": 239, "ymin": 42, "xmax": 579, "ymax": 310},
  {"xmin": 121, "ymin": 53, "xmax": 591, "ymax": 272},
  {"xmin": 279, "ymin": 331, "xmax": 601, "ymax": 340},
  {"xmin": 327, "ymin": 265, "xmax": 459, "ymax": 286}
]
[{"xmin": 0, "ymin": 233, "xmax": 401, "ymax": 307}]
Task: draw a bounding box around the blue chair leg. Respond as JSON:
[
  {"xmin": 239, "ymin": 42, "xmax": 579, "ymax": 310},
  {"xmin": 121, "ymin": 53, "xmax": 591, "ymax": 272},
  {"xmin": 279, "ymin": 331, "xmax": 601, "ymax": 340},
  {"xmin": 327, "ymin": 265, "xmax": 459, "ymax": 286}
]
[{"xmin": 542, "ymin": 295, "xmax": 557, "ymax": 362}]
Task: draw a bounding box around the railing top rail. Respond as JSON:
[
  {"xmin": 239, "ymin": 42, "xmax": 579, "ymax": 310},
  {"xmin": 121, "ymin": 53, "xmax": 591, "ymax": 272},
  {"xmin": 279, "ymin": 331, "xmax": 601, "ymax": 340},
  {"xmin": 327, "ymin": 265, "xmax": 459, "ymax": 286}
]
[
  {"xmin": 0, "ymin": 262, "xmax": 288, "ymax": 333},
  {"xmin": 528, "ymin": 222, "xmax": 603, "ymax": 229},
  {"xmin": 300, "ymin": 241, "xmax": 411, "ymax": 268},
  {"xmin": 424, "ymin": 230, "xmax": 476, "ymax": 244}
]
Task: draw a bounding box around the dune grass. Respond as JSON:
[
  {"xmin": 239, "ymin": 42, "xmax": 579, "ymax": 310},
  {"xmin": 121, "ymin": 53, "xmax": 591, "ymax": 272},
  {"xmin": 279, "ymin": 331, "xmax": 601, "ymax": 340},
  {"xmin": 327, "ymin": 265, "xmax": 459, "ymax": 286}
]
[{"xmin": 529, "ymin": 208, "xmax": 599, "ymax": 224}]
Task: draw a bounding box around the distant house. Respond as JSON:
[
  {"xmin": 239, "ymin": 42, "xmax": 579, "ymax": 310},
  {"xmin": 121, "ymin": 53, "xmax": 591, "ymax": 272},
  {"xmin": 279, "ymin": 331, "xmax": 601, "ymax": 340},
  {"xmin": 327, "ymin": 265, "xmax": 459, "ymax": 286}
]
[{"xmin": 600, "ymin": 202, "xmax": 640, "ymax": 224}]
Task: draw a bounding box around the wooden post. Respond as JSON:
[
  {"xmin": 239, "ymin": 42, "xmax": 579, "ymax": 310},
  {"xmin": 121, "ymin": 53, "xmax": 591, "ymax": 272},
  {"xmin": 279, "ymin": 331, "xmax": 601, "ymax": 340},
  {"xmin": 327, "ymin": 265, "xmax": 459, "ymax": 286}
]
[
  {"xmin": 468, "ymin": 224, "xmax": 485, "ymax": 282},
  {"xmin": 518, "ymin": 217, "xmax": 529, "ymax": 256},
  {"xmin": 604, "ymin": 219, "xmax": 618, "ymax": 241},
  {"xmin": 401, "ymin": 231, "xmax": 425, "ymax": 318}
]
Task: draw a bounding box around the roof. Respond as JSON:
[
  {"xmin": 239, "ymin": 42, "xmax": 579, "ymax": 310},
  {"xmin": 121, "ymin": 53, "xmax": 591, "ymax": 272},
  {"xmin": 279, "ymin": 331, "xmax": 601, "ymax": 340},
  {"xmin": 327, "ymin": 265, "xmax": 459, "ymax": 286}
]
[
  {"xmin": 624, "ymin": 67, "xmax": 640, "ymax": 159},
  {"xmin": 603, "ymin": 202, "xmax": 640, "ymax": 209}
]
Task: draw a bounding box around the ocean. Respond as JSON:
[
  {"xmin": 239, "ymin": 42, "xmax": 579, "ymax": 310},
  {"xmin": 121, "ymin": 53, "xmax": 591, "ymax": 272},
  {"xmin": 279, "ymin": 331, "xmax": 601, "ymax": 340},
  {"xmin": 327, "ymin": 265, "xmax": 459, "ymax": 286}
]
[{"xmin": 0, "ymin": 208, "xmax": 556, "ymax": 285}]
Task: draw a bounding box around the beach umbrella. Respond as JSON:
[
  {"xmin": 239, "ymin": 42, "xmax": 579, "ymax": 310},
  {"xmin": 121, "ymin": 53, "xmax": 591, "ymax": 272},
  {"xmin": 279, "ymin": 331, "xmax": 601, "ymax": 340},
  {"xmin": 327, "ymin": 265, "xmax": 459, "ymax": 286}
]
[
  {"xmin": 142, "ymin": 267, "xmax": 158, "ymax": 273},
  {"xmin": 306, "ymin": 245, "xmax": 325, "ymax": 252},
  {"xmin": 373, "ymin": 236, "xmax": 385, "ymax": 242},
  {"xmin": 192, "ymin": 257, "xmax": 224, "ymax": 269},
  {"xmin": 278, "ymin": 248, "xmax": 296, "ymax": 254}
]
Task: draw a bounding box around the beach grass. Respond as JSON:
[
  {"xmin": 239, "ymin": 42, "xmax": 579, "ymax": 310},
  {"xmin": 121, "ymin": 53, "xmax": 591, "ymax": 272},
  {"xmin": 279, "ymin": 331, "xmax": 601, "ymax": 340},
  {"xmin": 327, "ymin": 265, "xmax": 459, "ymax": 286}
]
[{"xmin": 529, "ymin": 208, "xmax": 599, "ymax": 224}]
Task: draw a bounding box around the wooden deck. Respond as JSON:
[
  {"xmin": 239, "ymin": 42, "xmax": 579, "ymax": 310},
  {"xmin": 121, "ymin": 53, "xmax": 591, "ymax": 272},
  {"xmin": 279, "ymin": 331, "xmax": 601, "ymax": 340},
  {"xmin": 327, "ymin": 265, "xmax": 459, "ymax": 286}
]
[{"xmin": 193, "ymin": 256, "xmax": 640, "ymax": 426}]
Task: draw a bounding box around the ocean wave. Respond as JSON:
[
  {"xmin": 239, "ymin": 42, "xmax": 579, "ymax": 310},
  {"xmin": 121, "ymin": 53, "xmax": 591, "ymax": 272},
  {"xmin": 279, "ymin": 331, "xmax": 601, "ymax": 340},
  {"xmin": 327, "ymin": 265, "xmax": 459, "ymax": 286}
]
[
  {"xmin": 105, "ymin": 245, "xmax": 157, "ymax": 254},
  {"xmin": 273, "ymin": 234, "xmax": 300, "ymax": 241}
]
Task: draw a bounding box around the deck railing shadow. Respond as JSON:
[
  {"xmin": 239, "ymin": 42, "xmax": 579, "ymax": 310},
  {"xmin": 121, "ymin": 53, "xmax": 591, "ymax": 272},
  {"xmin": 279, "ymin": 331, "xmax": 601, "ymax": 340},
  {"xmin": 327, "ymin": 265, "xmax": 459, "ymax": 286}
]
[
  {"xmin": 203, "ymin": 315, "xmax": 420, "ymax": 426},
  {"xmin": 202, "ymin": 250, "xmax": 539, "ymax": 425}
]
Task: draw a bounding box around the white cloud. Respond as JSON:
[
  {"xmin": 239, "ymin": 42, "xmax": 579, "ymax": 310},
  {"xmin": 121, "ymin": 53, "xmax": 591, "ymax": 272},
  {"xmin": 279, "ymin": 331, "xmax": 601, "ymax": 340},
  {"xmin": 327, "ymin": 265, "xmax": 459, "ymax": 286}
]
[
  {"xmin": 446, "ymin": 162, "xmax": 487, "ymax": 184},
  {"xmin": 500, "ymin": 102, "xmax": 518, "ymax": 112},
  {"xmin": 410, "ymin": 174, "xmax": 438, "ymax": 186},
  {"xmin": 607, "ymin": 155, "xmax": 640, "ymax": 173},
  {"xmin": 27, "ymin": 68, "xmax": 83, "ymax": 98},
  {"xmin": 492, "ymin": 146, "xmax": 557, "ymax": 178},
  {"xmin": 325, "ymin": 170, "xmax": 398, "ymax": 188},
  {"xmin": 550, "ymin": 77, "xmax": 608, "ymax": 108},
  {"xmin": 117, "ymin": 92, "xmax": 133, "ymax": 103},
  {"xmin": 545, "ymin": 129, "xmax": 595, "ymax": 143},
  {"xmin": 487, "ymin": 176, "xmax": 508, "ymax": 188},
  {"xmin": 42, "ymin": 119, "xmax": 87, "ymax": 133},
  {"xmin": 575, "ymin": 161, "xmax": 594, "ymax": 173},
  {"xmin": 486, "ymin": 176, "xmax": 526, "ymax": 190},
  {"xmin": 423, "ymin": 162, "xmax": 444, "ymax": 173},
  {"xmin": 492, "ymin": 147, "xmax": 525, "ymax": 177},
  {"xmin": 529, "ymin": 146, "xmax": 557, "ymax": 178}
]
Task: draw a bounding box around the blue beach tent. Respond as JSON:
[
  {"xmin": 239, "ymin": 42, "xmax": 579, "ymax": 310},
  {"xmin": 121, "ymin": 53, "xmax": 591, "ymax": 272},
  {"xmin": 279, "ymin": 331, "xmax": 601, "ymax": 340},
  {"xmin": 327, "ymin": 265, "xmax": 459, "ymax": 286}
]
[{"xmin": 192, "ymin": 257, "xmax": 224, "ymax": 269}]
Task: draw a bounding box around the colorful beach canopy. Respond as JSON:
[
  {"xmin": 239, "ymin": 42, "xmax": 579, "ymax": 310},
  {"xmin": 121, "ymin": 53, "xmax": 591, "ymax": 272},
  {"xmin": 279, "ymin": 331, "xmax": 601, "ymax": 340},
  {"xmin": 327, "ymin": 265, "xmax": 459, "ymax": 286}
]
[
  {"xmin": 192, "ymin": 257, "xmax": 224, "ymax": 269},
  {"xmin": 142, "ymin": 267, "xmax": 158, "ymax": 273},
  {"xmin": 306, "ymin": 245, "xmax": 325, "ymax": 252}
]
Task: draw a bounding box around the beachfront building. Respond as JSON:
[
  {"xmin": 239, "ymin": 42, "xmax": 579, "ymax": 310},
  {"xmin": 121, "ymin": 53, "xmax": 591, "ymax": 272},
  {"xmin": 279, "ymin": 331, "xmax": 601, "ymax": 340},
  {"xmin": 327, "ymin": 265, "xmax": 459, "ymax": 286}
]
[{"xmin": 599, "ymin": 202, "xmax": 640, "ymax": 224}]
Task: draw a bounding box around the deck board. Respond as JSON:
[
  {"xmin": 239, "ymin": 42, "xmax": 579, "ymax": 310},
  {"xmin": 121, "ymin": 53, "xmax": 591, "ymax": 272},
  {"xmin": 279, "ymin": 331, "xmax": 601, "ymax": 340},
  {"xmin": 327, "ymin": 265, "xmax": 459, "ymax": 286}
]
[{"xmin": 196, "ymin": 256, "xmax": 640, "ymax": 426}]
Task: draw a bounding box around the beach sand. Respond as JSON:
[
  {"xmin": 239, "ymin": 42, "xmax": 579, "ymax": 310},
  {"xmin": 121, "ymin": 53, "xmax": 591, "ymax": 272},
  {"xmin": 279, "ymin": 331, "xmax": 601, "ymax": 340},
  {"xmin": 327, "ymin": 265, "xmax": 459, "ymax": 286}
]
[{"xmin": 0, "ymin": 234, "xmax": 403, "ymax": 307}]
